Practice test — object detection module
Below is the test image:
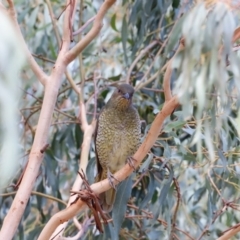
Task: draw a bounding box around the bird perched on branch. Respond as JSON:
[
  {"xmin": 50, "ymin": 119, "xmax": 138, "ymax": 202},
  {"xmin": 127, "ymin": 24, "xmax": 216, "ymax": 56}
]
[{"xmin": 95, "ymin": 83, "xmax": 141, "ymax": 212}]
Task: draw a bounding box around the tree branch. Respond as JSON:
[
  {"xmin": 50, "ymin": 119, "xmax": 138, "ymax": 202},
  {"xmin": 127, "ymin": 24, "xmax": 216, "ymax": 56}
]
[{"xmin": 73, "ymin": 16, "xmax": 96, "ymax": 36}]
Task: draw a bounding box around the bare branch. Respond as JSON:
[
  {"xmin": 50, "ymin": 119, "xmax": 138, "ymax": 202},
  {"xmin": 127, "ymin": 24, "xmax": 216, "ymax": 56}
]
[
  {"xmin": 65, "ymin": 71, "xmax": 80, "ymax": 95},
  {"xmin": 78, "ymin": 0, "xmax": 86, "ymax": 103},
  {"xmin": 45, "ymin": 0, "xmax": 61, "ymax": 48},
  {"xmin": 170, "ymin": 177, "xmax": 181, "ymax": 239},
  {"xmin": 73, "ymin": 16, "xmax": 96, "ymax": 36},
  {"xmin": 32, "ymin": 54, "xmax": 55, "ymax": 64},
  {"xmin": 207, "ymin": 168, "xmax": 224, "ymax": 200},
  {"xmin": 93, "ymin": 69, "xmax": 100, "ymax": 120}
]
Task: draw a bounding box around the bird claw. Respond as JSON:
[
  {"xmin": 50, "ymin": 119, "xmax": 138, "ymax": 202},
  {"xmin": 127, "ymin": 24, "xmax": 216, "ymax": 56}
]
[
  {"xmin": 127, "ymin": 156, "xmax": 137, "ymax": 170},
  {"xmin": 107, "ymin": 169, "xmax": 119, "ymax": 190}
]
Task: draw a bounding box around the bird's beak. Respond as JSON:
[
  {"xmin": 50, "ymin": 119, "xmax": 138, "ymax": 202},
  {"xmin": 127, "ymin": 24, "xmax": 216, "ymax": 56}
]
[{"xmin": 122, "ymin": 92, "xmax": 130, "ymax": 99}]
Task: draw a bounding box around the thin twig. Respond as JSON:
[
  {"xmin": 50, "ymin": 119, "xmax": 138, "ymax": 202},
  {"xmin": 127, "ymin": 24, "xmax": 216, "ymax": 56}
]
[
  {"xmin": 32, "ymin": 54, "xmax": 55, "ymax": 64},
  {"xmin": 64, "ymin": 71, "xmax": 80, "ymax": 95},
  {"xmin": 73, "ymin": 16, "xmax": 96, "ymax": 36},
  {"xmin": 45, "ymin": 0, "xmax": 61, "ymax": 48},
  {"xmin": 207, "ymin": 168, "xmax": 224, "ymax": 201},
  {"xmin": 51, "ymin": 120, "xmax": 78, "ymax": 126},
  {"xmin": 126, "ymin": 204, "xmax": 194, "ymax": 240},
  {"xmin": 197, "ymin": 205, "xmax": 227, "ymax": 240},
  {"xmin": 93, "ymin": 69, "xmax": 100, "ymax": 120},
  {"xmin": 0, "ymin": 191, "xmax": 67, "ymax": 206},
  {"xmin": 170, "ymin": 177, "xmax": 181, "ymax": 239},
  {"xmin": 78, "ymin": 0, "xmax": 85, "ymax": 103}
]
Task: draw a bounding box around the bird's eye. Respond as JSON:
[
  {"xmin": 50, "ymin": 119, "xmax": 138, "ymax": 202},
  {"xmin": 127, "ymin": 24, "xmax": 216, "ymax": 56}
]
[{"xmin": 118, "ymin": 89, "xmax": 121, "ymax": 93}]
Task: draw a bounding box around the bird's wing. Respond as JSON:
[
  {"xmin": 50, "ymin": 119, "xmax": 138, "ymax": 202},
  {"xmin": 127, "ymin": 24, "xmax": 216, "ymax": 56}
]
[{"xmin": 94, "ymin": 107, "xmax": 104, "ymax": 180}]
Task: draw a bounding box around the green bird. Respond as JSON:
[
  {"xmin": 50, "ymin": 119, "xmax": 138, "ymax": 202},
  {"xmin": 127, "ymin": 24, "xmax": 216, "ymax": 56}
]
[{"xmin": 95, "ymin": 84, "xmax": 141, "ymax": 212}]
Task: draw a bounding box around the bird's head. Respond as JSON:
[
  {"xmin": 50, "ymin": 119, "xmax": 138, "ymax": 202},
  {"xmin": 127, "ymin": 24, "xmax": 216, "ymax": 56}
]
[{"xmin": 108, "ymin": 84, "xmax": 135, "ymax": 110}]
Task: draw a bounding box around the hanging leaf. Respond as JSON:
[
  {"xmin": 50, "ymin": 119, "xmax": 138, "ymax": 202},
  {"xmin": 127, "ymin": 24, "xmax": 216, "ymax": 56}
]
[
  {"xmin": 110, "ymin": 13, "xmax": 118, "ymax": 32},
  {"xmin": 110, "ymin": 176, "xmax": 133, "ymax": 240},
  {"xmin": 121, "ymin": 15, "xmax": 128, "ymax": 66}
]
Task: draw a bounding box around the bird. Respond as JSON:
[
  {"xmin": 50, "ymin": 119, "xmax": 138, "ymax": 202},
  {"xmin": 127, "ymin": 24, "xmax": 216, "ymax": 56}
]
[{"xmin": 95, "ymin": 83, "xmax": 141, "ymax": 212}]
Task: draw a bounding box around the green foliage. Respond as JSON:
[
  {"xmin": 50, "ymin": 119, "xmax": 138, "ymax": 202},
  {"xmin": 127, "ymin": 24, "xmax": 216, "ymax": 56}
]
[{"xmin": 1, "ymin": 0, "xmax": 240, "ymax": 239}]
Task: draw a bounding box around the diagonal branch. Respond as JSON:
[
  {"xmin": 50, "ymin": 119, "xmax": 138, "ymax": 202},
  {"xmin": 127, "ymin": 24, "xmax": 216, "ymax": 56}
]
[{"xmin": 73, "ymin": 16, "xmax": 96, "ymax": 36}]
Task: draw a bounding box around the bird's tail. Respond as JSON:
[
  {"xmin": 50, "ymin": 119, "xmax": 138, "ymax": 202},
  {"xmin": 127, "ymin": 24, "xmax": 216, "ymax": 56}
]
[
  {"xmin": 96, "ymin": 172, "xmax": 116, "ymax": 212},
  {"xmin": 100, "ymin": 188, "xmax": 116, "ymax": 212}
]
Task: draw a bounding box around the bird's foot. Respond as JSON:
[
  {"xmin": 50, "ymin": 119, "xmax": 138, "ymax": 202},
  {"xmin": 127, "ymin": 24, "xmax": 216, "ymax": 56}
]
[
  {"xmin": 127, "ymin": 156, "xmax": 137, "ymax": 170},
  {"xmin": 107, "ymin": 169, "xmax": 119, "ymax": 190}
]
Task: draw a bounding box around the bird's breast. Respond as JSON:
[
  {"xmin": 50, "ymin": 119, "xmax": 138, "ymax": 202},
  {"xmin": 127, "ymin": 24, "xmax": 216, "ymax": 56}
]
[
  {"xmin": 108, "ymin": 127, "xmax": 128, "ymax": 171},
  {"xmin": 96, "ymin": 107, "xmax": 141, "ymax": 174}
]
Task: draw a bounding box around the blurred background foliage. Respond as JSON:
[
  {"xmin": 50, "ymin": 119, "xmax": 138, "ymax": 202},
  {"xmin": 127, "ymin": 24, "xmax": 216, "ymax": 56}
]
[{"xmin": 1, "ymin": 0, "xmax": 240, "ymax": 239}]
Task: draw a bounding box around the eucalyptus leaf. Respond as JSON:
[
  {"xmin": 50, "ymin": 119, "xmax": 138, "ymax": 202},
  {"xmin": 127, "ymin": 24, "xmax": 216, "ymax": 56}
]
[
  {"xmin": 110, "ymin": 176, "xmax": 133, "ymax": 239},
  {"xmin": 165, "ymin": 14, "xmax": 187, "ymax": 53},
  {"xmin": 164, "ymin": 120, "xmax": 186, "ymax": 132},
  {"xmin": 121, "ymin": 15, "xmax": 128, "ymax": 66},
  {"xmin": 139, "ymin": 172, "xmax": 155, "ymax": 209},
  {"xmin": 154, "ymin": 168, "xmax": 173, "ymax": 220},
  {"xmin": 139, "ymin": 153, "xmax": 153, "ymax": 172},
  {"xmin": 110, "ymin": 13, "xmax": 118, "ymax": 32},
  {"xmin": 217, "ymin": 149, "xmax": 228, "ymax": 172}
]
